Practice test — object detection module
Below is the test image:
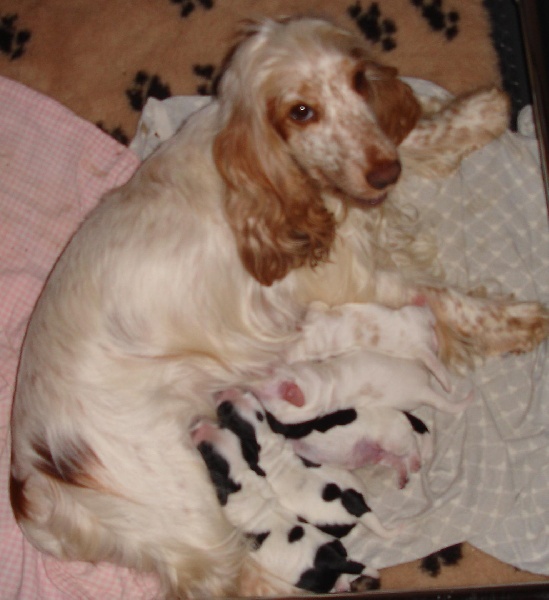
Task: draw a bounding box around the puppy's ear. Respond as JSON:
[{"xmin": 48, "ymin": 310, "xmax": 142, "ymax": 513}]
[
  {"xmin": 363, "ymin": 62, "xmax": 421, "ymax": 145},
  {"xmin": 213, "ymin": 106, "xmax": 336, "ymax": 287}
]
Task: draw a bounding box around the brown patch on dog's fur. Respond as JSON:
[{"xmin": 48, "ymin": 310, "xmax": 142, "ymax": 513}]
[
  {"xmin": 32, "ymin": 436, "xmax": 103, "ymax": 490},
  {"xmin": 9, "ymin": 474, "xmax": 29, "ymax": 521}
]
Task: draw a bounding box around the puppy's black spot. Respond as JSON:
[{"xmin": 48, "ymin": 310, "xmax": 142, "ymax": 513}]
[
  {"xmin": 295, "ymin": 539, "xmax": 363, "ymax": 593},
  {"xmin": 266, "ymin": 409, "xmax": 357, "ymax": 439},
  {"xmin": 288, "ymin": 525, "xmax": 305, "ymax": 543},
  {"xmin": 196, "ymin": 441, "xmax": 241, "ymax": 506},
  {"xmin": 216, "ymin": 401, "xmax": 266, "ymax": 477},
  {"xmin": 403, "ymin": 411, "xmax": 430, "ymax": 435},
  {"xmin": 340, "ymin": 488, "xmax": 371, "ymax": 517},
  {"xmin": 316, "ymin": 522, "xmax": 356, "ymax": 538},
  {"xmin": 300, "ymin": 456, "xmax": 321, "ymax": 468},
  {"xmin": 245, "ymin": 530, "xmax": 270, "ymax": 551},
  {"xmin": 322, "ymin": 483, "xmax": 342, "ymax": 502}
]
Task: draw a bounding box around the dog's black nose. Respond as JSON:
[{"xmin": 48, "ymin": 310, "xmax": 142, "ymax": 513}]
[{"xmin": 366, "ymin": 160, "xmax": 401, "ymax": 190}]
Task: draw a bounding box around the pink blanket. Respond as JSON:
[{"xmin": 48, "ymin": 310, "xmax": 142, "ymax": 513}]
[{"xmin": 0, "ymin": 76, "xmax": 160, "ymax": 599}]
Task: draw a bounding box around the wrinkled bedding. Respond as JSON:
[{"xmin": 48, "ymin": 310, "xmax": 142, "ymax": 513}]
[{"xmin": 1, "ymin": 74, "xmax": 548, "ymax": 598}]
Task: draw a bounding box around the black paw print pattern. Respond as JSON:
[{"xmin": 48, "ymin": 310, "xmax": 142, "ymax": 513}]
[
  {"xmin": 96, "ymin": 122, "xmax": 130, "ymax": 146},
  {"xmin": 348, "ymin": 2, "xmax": 397, "ymax": 52},
  {"xmin": 420, "ymin": 543, "xmax": 463, "ymax": 577},
  {"xmin": 410, "ymin": 0, "xmax": 460, "ymax": 41},
  {"xmin": 126, "ymin": 71, "xmax": 172, "ymax": 112},
  {"xmin": 170, "ymin": 0, "xmax": 214, "ymax": 19},
  {"xmin": 192, "ymin": 63, "xmax": 221, "ymax": 95},
  {"xmin": 0, "ymin": 13, "xmax": 31, "ymax": 60}
]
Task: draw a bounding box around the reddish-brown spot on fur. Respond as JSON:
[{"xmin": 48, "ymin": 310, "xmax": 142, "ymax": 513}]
[
  {"xmin": 361, "ymin": 61, "xmax": 421, "ymax": 145},
  {"xmin": 9, "ymin": 474, "xmax": 29, "ymax": 520},
  {"xmin": 32, "ymin": 436, "xmax": 102, "ymax": 490}
]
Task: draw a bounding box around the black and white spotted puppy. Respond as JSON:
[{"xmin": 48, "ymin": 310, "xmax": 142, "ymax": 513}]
[
  {"xmin": 268, "ymin": 405, "xmax": 432, "ymax": 489},
  {"xmin": 256, "ymin": 345, "xmax": 471, "ymax": 486},
  {"xmin": 190, "ymin": 416, "xmax": 369, "ymax": 594},
  {"xmin": 214, "ymin": 388, "xmax": 398, "ymax": 540}
]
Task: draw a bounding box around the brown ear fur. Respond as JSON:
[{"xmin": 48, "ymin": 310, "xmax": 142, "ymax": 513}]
[
  {"xmin": 213, "ymin": 108, "xmax": 336, "ymax": 286},
  {"xmin": 364, "ymin": 62, "xmax": 422, "ymax": 145}
]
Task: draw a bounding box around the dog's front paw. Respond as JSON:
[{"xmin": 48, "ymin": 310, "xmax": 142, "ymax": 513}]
[
  {"xmin": 484, "ymin": 301, "xmax": 549, "ymax": 356},
  {"xmin": 425, "ymin": 288, "xmax": 548, "ymax": 364},
  {"xmin": 471, "ymin": 87, "xmax": 511, "ymax": 139}
]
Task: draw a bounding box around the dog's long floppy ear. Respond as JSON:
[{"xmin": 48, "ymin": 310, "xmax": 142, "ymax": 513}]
[
  {"xmin": 362, "ymin": 61, "xmax": 422, "ymax": 145},
  {"xmin": 213, "ymin": 106, "xmax": 336, "ymax": 287}
]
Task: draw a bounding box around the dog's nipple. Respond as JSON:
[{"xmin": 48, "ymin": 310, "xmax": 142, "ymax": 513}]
[{"xmin": 279, "ymin": 380, "xmax": 305, "ymax": 407}]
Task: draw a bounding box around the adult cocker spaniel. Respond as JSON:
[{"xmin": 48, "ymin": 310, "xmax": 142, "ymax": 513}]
[{"xmin": 10, "ymin": 16, "xmax": 549, "ymax": 598}]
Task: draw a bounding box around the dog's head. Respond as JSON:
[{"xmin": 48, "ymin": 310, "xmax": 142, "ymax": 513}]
[{"xmin": 213, "ymin": 17, "xmax": 421, "ymax": 285}]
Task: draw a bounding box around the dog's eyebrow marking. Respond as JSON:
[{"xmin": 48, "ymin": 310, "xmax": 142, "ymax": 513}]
[
  {"xmin": 32, "ymin": 435, "xmax": 103, "ymax": 489},
  {"xmin": 265, "ymin": 408, "xmax": 358, "ymax": 439}
]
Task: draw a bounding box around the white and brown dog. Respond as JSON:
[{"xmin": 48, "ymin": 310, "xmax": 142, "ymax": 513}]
[{"xmin": 10, "ymin": 16, "xmax": 549, "ymax": 599}]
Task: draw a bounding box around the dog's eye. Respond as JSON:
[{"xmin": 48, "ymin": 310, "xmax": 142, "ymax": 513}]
[{"xmin": 289, "ymin": 104, "xmax": 316, "ymax": 123}]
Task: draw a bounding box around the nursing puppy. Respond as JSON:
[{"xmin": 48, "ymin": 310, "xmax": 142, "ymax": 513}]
[
  {"xmin": 270, "ymin": 406, "xmax": 433, "ymax": 489},
  {"xmin": 190, "ymin": 417, "xmax": 368, "ymax": 594},
  {"xmin": 257, "ymin": 349, "xmax": 469, "ymax": 480},
  {"xmin": 287, "ymin": 302, "xmax": 451, "ymax": 391},
  {"xmin": 255, "ymin": 305, "xmax": 466, "ymax": 482},
  {"xmin": 214, "ymin": 388, "xmax": 397, "ymax": 536}
]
